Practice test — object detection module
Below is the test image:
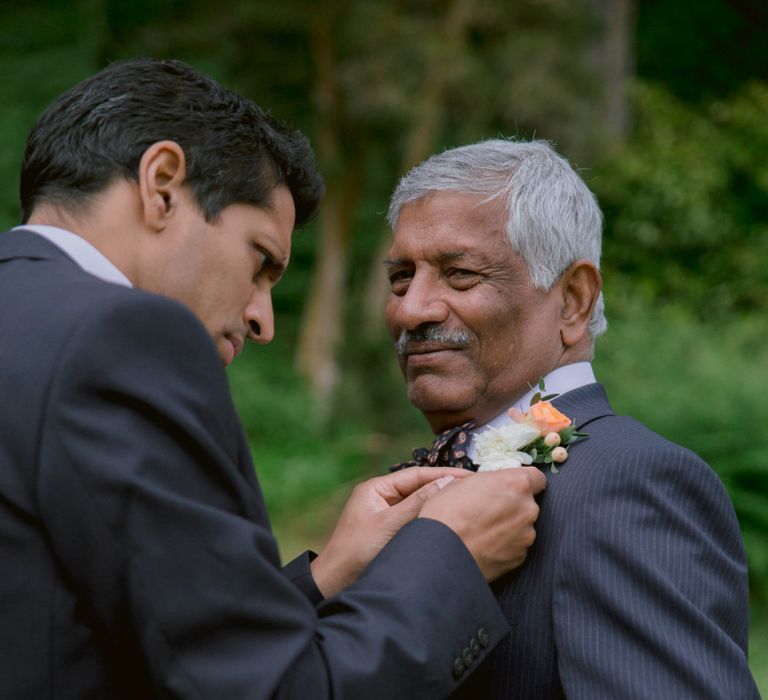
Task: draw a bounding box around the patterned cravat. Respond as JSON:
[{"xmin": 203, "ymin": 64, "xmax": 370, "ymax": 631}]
[{"xmin": 390, "ymin": 420, "xmax": 479, "ymax": 472}]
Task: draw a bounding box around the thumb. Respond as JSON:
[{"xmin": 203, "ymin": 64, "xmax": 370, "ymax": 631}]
[{"xmin": 387, "ymin": 475, "xmax": 456, "ymax": 528}]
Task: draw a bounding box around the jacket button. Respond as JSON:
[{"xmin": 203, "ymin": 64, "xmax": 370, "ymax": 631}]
[
  {"xmin": 452, "ymin": 657, "xmax": 465, "ymax": 679},
  {"xmin": 477, "ymin": 627, "xmax": 489, "ymax": 648},
  {"xmin": 462, "ymin": 646, "xmax": 476, "ymax": 666},
  {"xmin": 470, "ymin": 637, "xmax": 480, "ymax": 656}
]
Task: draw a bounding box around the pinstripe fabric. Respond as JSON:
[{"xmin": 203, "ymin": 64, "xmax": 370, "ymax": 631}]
[{"xmin": 452, "ymin": 383, "xmax": 759, "ymax": 699}]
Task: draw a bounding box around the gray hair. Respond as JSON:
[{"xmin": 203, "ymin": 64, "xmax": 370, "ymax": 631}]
[{"xmin": 387, "ymin": 139, "xmax": 606, "ymax": 337}]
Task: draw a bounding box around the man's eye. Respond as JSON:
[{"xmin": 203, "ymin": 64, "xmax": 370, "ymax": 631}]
[
  {"xmin": 251, "ymin": 247, "xmax": 271, "ymax": 283},
  {"xmin": 447, "ymin": 268, "xmax": 480, "ymax": 289},
  {"xmin": 388, "ymin": 269, "xmax": 412, "ymax": 283},
  {"xmin": 388, "ymin": 270, "xmax": 412, "ymax": 294}
]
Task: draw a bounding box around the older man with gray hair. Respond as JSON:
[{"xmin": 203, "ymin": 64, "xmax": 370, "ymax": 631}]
[{"xmin": 386, "ymin": 139, "xmax": 758, "ymax": 698}]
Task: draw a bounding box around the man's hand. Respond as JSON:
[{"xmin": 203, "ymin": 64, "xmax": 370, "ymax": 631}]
[
  {"xmin": 310, "ymin": 467, "xmax": 470, "ymax": 597},
  {"xmin": 419, "ymin": 467, "xmax": 546, "ymax": 582}
]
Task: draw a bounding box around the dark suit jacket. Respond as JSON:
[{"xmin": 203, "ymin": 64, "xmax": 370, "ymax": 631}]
[
  {"xmin": 453, "ymin": 383, "xmax": 759, "ymax": 699},
  {"xmin": 0, "ymin": 229, "xmax": 510, "ymax": 698}
]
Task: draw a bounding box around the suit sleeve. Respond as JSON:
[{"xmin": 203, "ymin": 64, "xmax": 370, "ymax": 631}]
[
  {"xmin": 36, "ymin": 293, "xmax": 509, "ymax": 699},
  {"xmin": 553, "ymin": 442, "xmax": 759, "ymax": 699},
  {"xmin": 283, "ymin": 551, "xmax": 324, "ymax": 606}
]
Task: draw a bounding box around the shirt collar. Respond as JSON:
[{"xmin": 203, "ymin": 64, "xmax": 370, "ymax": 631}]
[{"xmin": 14, "ymin": 225, "xmax": 132, "ymax": 288}]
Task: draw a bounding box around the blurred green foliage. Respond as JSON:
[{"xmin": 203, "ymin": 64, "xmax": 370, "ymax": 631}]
[
  {"xmin": 596, "ymin": 81, "xmax": 768, "ymax": 316},
  {"xmin": 636, "ymin": 0, "xmax": 768, "ymax": 103}
]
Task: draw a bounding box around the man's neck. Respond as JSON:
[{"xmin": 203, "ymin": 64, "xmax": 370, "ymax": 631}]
[
  {"xmin": 16, "ymin": 224, "xmax": 133, "ymax": 288},
  {"xmin": 26, "ymin": 185, "xmax": 142, "ymax": 286}
]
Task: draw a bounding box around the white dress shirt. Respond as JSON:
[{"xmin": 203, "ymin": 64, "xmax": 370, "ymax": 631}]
[
  {"xmin": 15, "ymin": 224, "xmax": 132, "ymax": 288},
  {"xmin": 468, "ymin": 362, "xmax": 597, "ymax": 460}
]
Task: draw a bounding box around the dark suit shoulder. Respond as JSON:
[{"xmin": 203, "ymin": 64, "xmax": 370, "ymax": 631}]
[
  {"xmin": 42, "ymin": 282, "xmax": 240, "ymax": 469},
  {"xmin": 54, "ymin": 282, "xmax": 220, "ymax": 369},
  {"xmin": 558, "ymin": 411, "xmax": 725, "ymax": 503},
  {"xmin": 1, "ymin": 237, "xmax": 218, "ymax": 366}
]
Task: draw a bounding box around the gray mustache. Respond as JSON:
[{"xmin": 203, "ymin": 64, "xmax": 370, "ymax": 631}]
[{"xmin": 395, "ymin": 324, "xmax": 472, "ymax": 355}]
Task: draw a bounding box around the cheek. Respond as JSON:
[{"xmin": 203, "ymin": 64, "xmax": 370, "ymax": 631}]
[
  {"xmin": 470, "ymin": 306, "xmax": 527, "ymax": 368},
  {"xmin": 196, "ymin": 279, "xmax": 241, "ymax": 328},
  {"xmin": 491, "ymin": 306, "xmax": 560, "ymax": 372},
  {"xmin": 221, "ymin": 264, "xmax": 252, "ymax": 307},
  {"xmin": 473, "ymin": 299, "xmax": 523, "ymax": 340}
]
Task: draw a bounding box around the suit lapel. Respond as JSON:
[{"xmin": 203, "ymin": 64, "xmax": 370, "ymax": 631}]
[{"xmin": 551, "ymin": 382, "xmax": 615, "ymax": 431}]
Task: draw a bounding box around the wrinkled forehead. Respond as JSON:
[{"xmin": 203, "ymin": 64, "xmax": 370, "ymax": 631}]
[
  {"xmin": 391, "ymin": 191, "xmax": 509, "ymax": 253},
  {"xmin": 396, "ymin": 189, "xmax": 505, "ymax": 225}
]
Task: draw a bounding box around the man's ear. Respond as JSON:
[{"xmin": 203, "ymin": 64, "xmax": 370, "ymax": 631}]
[
  {"xmin": 557, "ymin": 260, "xmax": 601, "ymax": 347},
  {"xmin": 138, "ymin": 141, "xmax": 187, "ymax": 231}
]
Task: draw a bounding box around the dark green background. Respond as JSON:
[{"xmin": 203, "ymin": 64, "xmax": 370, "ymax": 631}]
[{"xmin": 1, "ymin": 0, "xmax": 765, "ymax": 687}]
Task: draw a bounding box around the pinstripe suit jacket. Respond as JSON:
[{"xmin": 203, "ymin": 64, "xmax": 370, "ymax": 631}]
[{"xmin": 453, "ymin": 383, "xmax": 759, "ymax": 699}]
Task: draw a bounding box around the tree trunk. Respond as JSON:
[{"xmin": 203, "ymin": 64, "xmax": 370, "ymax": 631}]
[
  {"xmin": 295, "ymin": 4, "xmax": 368, "ymax": 408},
  {"xmin": 600, "ymin": 0, "xmax": 633, "ymax": 148},
  {"xmin": 587, "ymin": 0, "xmax": 634, "ymax": 155},
  {"xmin": 362, "ymin": 0, "xmax": 475, "ymax": 337},
  {"xmin": 295, "ymin": 7, "xmax": 346, "ymax": 408}
]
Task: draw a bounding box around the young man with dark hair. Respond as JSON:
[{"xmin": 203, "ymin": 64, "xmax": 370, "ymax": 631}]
[{"xmin": 0, "ymin": 59, "xmax": 546, "ymax": 698}]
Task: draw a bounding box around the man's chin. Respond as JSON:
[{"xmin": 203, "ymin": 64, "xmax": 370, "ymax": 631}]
[
  {"xmin": 218, "ymin": 337, "xmax": 236, "ymax": 367},
  {"xmin": 406, "ymin": 379, "xmax": 476, "ymax": 419}
]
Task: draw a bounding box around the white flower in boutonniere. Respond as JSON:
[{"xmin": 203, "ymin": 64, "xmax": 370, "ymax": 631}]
[
  {"xmin": 473, "ymin": 421, "xmax": 541, "ymax": 471},
  {"xmin": 475, "ymin": 379, "xmax": 588, "ymax": 473}
]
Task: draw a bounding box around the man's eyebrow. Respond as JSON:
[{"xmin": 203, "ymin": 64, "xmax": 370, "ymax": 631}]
[
  {"xmin": 383, "ymin": 252, "xmax": 468, "ymax": 268},
  {"xmin": 438, "ymin": 251, "xmax": 467, "ymax": 263}
]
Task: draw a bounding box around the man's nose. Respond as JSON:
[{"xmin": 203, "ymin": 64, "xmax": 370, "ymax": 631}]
[
  {"xmin": 390, "ymin": 275, "xmax": 449, "ymax": 330},
  {"xmin": 244, "ymin": 288, "xmax": 275, "ymax": 345}
]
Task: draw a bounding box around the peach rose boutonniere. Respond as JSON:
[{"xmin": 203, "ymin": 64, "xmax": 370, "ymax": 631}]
[{"xmin": 475, "ymin": 379, "xmax": 588, "ymax": 473}]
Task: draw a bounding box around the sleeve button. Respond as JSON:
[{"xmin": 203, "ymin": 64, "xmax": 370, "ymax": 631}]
[
  {"xmin": 477, "ymin": 627, "xmax": 490, "ymax": 648},
  {"xmin": 462, "ymin": 647, "xmax": 476, "ymax": 666},
  {"xmin": 452, "ymin": 657, "xmax": 465, "ymax": 679}
]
